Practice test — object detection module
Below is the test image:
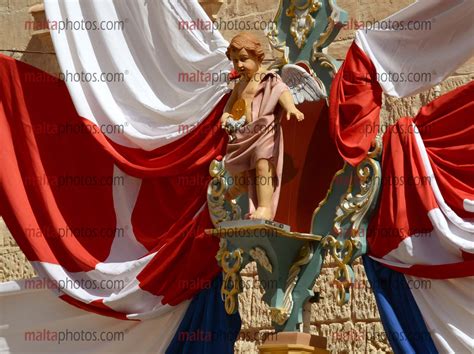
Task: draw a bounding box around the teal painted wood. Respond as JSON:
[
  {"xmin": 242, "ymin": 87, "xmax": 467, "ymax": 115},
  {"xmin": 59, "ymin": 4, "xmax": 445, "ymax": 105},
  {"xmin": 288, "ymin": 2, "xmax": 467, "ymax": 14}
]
[
  {"xmin": 214, "ymin": 153, "xmax": 382, "ymax": 331},
  {"xmin": 269, "ymin": 0, "xmax": 348, "ymax": 92},
  {"xmin": 210, "ymin": 0, "xmax": 387, "ymax": 334},
  {"xmin": 311, "ymin": 164, "xmax": 353, "ymax": 237},
  {"xmin": 218, "ymin": 226, "xmax": 323, "ymax": 332},
  {"xmin": 312, "ymin": 157, "xmax": 382, "ymax": 306}
]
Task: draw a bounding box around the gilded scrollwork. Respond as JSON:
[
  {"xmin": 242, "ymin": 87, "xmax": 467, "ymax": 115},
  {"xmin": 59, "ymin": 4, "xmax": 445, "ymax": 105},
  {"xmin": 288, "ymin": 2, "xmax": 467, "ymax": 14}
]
[
  {"xmin": 221, "ymin": 247, "xmax": 244, "ymax": 315},
  {"xmin": 314, "ymin": 0, "xmax": 345, "ymax": 49},
  {"xmin": 286, "ymin": 0, "xmax": 321, "ymax": 49},
  {"xmin": 333, "ymin": 142, "xmax": 382, "ymax": 237},
  {"xmin": 270, "ymin": 242, "xmax": 314, "ymax": 325},
  {"xmin": 265, "ymin": 3, "xmax": 289, "ymax": 69},
  {"xmin": 311, "ymin": 52, "xmax": 337, "ymax": 76},
  {"xmin": 322, "ymin": 137, "xmax": 382, "ymax": 305},
  {"xmin": 215, "ymin": 238, "xmax": 228, "ymax": 265},
  {"xmin": 321, "ymin": 235, "xmax": 354, "ymax": 305},
  {"xmin": 207, "ymin": 158, "xmax": 241, "ymax": 227}
]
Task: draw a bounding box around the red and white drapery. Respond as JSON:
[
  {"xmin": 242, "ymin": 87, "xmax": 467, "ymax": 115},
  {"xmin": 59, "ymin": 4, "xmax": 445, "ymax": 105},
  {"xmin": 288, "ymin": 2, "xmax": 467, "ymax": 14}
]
[
  {"xmin": 329, "ymin": 1, "xmax": 474, "ymax": 351},
  {"xmin": 1, "ymin": 0, "xmax": 233, "ymax": 352}
]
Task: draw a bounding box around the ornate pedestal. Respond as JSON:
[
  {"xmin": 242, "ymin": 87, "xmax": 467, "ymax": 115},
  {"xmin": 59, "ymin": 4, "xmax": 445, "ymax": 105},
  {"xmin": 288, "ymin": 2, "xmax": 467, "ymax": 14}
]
[
  {"xmin": 258, "ymin": 332, "xmax": 329, "ymax": 354},
  {"xmin": 206, "ymin": 138, "xmax": 381, "ymax": 350},
  {"xmin": 204, "ymin": 1, "xmax": 384, "ymax": 350},
  {"xmin": 207, "ymin": 220, "xmax": 324, "ymax": 332}
]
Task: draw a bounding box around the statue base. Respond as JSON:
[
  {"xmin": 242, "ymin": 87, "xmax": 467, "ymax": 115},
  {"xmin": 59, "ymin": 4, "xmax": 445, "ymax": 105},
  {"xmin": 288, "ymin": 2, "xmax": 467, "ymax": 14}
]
[{"xmin": 258, "ymin": 332, "xmax": 329, "ymax": 354}]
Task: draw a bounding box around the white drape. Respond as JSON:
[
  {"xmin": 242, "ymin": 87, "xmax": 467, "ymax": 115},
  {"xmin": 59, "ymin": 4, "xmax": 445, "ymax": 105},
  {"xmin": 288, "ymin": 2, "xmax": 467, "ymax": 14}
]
[
  {"xmin": 44, "ymin": 0, "xmax": 231, "ymax": 150},
  {"xmin": 0, "ymin": 279, "xmax": 188, "ymax": 354},
  {"xmin": 1, "ymin": 1, "xmax": 231, "ymax": 353},
  {"xmin": 356, "ymin": 0, "xmax": 474, "ymax": 97},
  {"xmin": 407, "ymin": 275, "xmax": 474, "ymax": 353}
]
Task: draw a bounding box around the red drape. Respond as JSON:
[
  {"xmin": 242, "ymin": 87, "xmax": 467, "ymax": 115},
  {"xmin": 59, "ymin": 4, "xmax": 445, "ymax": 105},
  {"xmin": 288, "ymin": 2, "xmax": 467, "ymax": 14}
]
[
  {"xmin": 329, "ymin": 42, "xmax": 383, "ymax": 166},
  {"xmin": 367, "ymin": 81, "xmax": 474, "ymax": 271},
  {"xmin": 0, "ymin": 53, "xmax": 229, "ymax": 313},
  {"xmin": 329, "ymin": 43, "xmax": 473, "ymax": 278}
]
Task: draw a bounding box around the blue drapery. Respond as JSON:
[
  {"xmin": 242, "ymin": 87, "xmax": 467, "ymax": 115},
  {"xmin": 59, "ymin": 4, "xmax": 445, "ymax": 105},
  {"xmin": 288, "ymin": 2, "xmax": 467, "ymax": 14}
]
[
  {"xmin": 363, "ymin": 256, "xmax": 438, "ymax": 354},
  {"xmin": 166, "ymin": 273, "xmax": 241, "ymax": 354}
]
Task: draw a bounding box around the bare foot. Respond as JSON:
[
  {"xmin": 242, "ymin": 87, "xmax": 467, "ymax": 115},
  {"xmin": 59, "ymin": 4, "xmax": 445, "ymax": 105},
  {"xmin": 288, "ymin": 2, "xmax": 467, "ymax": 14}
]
[{"xmin": 250, "ymin": 206, "xmax": 273, "ymax": 220}]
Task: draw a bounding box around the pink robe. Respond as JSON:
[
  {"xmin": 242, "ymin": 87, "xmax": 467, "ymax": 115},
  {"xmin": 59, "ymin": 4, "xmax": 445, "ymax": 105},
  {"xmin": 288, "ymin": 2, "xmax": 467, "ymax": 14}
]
[{"xmin": 225, "ymin": 72, "xmax": 290, "ymax": 218}]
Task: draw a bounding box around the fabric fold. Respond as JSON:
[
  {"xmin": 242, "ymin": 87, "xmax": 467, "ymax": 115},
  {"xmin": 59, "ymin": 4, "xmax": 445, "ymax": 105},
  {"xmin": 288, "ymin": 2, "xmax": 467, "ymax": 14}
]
[{"xmin": 0, "ymin": 54, "xmax": 228, "ymax": 318}]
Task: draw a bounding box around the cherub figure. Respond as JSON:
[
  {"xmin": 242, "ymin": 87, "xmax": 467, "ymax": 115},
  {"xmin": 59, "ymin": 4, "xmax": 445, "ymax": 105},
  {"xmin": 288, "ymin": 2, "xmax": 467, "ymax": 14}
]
[{"xmin": 221, "ymin": 32, "xmax": 304, "ymax": 221}]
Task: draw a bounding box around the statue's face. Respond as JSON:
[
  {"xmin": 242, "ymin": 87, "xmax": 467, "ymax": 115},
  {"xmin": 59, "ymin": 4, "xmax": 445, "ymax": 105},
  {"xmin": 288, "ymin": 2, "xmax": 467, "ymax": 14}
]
[{"xmin": 229, "ymin": 48, "xmax": 261, "ymax": 80}]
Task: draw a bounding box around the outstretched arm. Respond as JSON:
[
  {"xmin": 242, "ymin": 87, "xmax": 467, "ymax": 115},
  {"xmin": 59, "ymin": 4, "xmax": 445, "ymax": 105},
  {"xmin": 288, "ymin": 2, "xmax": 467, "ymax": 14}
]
[{"xmin": 278, "ymin": 90, "xmax": 304, "ymax": 121}]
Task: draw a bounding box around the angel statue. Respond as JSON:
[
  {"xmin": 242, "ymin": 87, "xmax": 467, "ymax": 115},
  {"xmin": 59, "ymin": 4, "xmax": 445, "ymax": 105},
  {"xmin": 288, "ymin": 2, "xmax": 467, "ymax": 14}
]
[{"xmin": 220, "ymin": 32, "xmax": 326, "ymax": 221}]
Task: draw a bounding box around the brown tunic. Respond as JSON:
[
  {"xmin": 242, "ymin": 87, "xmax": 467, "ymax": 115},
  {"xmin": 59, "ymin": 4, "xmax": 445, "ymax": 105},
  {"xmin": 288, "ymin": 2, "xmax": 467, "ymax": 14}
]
[{"xmin": 225, "ymin": 72, "xmax": 290, "ymax": 218}]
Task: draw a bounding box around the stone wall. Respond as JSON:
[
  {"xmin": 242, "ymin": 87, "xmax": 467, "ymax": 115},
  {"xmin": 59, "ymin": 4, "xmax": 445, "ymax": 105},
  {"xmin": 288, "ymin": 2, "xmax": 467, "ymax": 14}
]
[
  {"xmin": 0, "ymin": 1, "xmax": 473, "ymax": 353},
  {"xmin": 0, "ymin": 0, "xmax": 59, "ymax": 73},
  {"xmin": 0, "ymin": 0, "xmax": 43, "ymax": 282}
]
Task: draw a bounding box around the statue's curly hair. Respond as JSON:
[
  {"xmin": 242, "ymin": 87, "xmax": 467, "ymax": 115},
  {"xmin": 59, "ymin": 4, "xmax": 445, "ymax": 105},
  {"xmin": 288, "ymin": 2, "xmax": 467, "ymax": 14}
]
[{"xmin": 225, "ymin": 32, "xmax": 265, "ymax": 62}]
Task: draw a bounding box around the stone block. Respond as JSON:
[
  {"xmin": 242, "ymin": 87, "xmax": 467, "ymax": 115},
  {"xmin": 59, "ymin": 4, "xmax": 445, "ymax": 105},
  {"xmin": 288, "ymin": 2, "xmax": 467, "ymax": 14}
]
[
  {"xmin": 351, "ymin": 265, "xmax": 380, "ymax": 321},
  {"xmin": 217, "ymin": 0, "xmax": 278, "ymax": 21},
  {"xmin": 366, "ymin": 322, "xmax": 394, "ymax": 353},
  {"xmin": 0, "ymin": 250, "xmax": 35, "ymax": 282},
  {"xmin": 311, "ymin": 267, "xmax": 351, "ymax": 323},
  {"xmin": 0, "ymin": 0, "xmax": 8, "ymax": 10},
  {"xmin": 238, "ymin": 274, "xmax": 272, "ymax": 330},
  {"xmin": 234, "ymin": 339, "xmax": 259, "ymax": 354},
  {"xmin": 334, "ymin": 0, "xmax": 415, "ymax": 42},
  {"xmin": 319, "ymin": 321, "xmax": 367, "ymax": 353},
  {"xmin": 326, "ymin": 39, "xmax": 352, "ymax": 61},
  {"xmin": 0, "ymin": 218, "xmax": 17, "ymax": 249}
]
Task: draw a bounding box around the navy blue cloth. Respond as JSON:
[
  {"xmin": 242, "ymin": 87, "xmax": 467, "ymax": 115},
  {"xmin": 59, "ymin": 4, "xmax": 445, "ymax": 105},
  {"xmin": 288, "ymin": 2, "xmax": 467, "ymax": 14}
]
[
  {"xmin": 166, "ymin": 273, "xmax": 241, "ymax": 354},
  {"xmin": 363, "ymin": 256, "xmax": 438, "ymax": 354}
]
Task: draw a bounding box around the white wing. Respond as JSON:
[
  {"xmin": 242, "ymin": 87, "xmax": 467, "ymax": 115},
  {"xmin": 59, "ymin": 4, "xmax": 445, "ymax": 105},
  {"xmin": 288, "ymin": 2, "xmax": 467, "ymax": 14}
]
[{"xmin": 280, "ymin": 64, "xmax": 327, "ymax": 105}]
